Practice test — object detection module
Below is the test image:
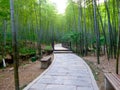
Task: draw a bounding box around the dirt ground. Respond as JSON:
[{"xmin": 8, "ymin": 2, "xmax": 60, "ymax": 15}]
[
  {"xmin": 0, "ymin": 60, "xmax": 45, "ymax": 90},
  {"xmin": 0, "ymin": 53, "xmax": 54, "ymax": 90},
  {"xmin": 83, "ymin": 55, "xmax": 120, "ymax": 90}
]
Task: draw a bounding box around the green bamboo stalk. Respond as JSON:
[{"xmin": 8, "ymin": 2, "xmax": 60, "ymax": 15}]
[
  {"xmin": 10, "ymin": 0, "xmax": 19, "ymax": 89},
  {"xmin": 116, "ymin": 0, "xmax": 120, "ymax": 74},
  {"xmin": 93, "ymin": 0, "xmax": 100, "ymax": 64}
]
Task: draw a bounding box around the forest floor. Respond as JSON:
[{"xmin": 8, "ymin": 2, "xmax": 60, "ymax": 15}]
[
  {"xmin": 0, "ymin": 53, "xmax": 54, "ymax": 90},
  {"xmin": 83, "ymin": 54, "xmax": 120, "ymax": 90},
  {"xmin": 0, "ymin": 60, "xmax": 45, "ymax": 90},
  {"xmin": 0, "ymin": 53, "xmax": 120, "ymax": 90}
]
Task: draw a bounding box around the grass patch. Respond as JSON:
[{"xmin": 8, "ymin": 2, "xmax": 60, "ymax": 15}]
[
  {"xmin": 19, "ymin": 48, "xmax": 36, "ymax": 55},
  {"xmin": 44, "ymin": 45, "xmax": 53, "ymax": 51}
]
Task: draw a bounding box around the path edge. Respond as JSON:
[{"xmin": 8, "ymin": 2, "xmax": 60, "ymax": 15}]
[{"xmin": 23, "ymin": 54, "xmax": 57, "ymax": 90}]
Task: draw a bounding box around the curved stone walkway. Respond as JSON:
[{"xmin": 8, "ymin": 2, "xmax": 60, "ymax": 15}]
[{"xmin": 24, "ymin": 44, "xmax": 99, "ymax": 90}]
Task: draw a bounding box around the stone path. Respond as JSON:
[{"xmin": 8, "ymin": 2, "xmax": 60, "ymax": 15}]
[
  {"xmin": 54, "ymin": 44, "xmax": 72, "ymax": 53},
  {"xmin": 24, "ymin": 44, "xmax": 99, "ymax": 90}
]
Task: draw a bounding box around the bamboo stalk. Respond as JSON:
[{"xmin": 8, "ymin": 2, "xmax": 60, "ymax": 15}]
[
  {"xmin": 116, "ymin": 0, "xmax": 120, "ymax": 74},
  {"xmin": 10, "ymin": 0, "xmax": 19, "ymax": 89}
]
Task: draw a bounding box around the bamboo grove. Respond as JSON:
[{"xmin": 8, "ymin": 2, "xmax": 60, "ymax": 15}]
[
  {"xmin": 0, "ymin": 0, "xmax": 120, "ymax": 89},
  {"xmin": 0, "ymin": 0, "xmax": 120, "ymax": 69},
  {"xmin": 63, "ymin": 0, "xmax": 120, "ymax": 71},
  {"xmin": 0, "ymin": 0, "xmax": 120, "ymax": 78}
]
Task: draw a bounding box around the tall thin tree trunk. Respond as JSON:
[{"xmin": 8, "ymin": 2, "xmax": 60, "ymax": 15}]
[
  {"xmin": 3, "ymin": 20, "xmax": 7, "ymax": 59},
  {"xmin": 34, "ymin": 3, "xmax": 41, "ymax": 56},
  {"xmin": 104, "ymin": 0, "xmax": 113, "ymax": 58},
  {"xmin": 112, "ymin": 0, "xmax": 117, "ymax": 59},
  {"xmin": 116, "ymin": 0, "xmax": 120, "ymax": 74},
  {"xmin": 96, "ymin": 5, "xmax": 109, "ymax": 60},
  {"xmin": 84, "ymin": 0, "xmax": 88, "ymax": 56},
  {"xmin": 38, "ymin": 0, "xmax": 42, "ymax": 57},
  {"xmin": 78, "ymin": 1, "xmax": 82, "ymax": 54},
  {"xmin": 10, "ymin": 0, "xmax": 19, "ymax": 90},
  {"xmin": 93, "ymin": 0, "xmax": 100, "ymax": 64}
]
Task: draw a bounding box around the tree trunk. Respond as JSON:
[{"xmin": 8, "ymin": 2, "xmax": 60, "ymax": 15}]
[
  {"xmin": 10, "ymin": 0, "xmax": 19, "ymax": 90},
  {"xmin": 104, "ymin": 0, "xmax": 113, "ymax": 59},
  {"xmin": 93, "ymin": 0, "xmax": 100, "ymax": 64},
  {"xmin": 96, "ymin": 5, "xmax": 109, "ymax": 60},
  {"xmin": 116, "ymin": 0, "xmax": 120, "ymax": 74},
  {"xmin": 3, "ymin": 20, "xmax": 7, "ymax": 59}
]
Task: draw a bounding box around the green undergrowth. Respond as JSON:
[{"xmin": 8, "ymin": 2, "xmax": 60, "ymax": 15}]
[
  {"xmin": 0, "ymin": 55, "xmax": 2, "ymax": 62},
  {"xmin": 19, "ymin": 48, "xmax": 36, "ymax": 55},
  {"xmin": 44, "ymin": 45, "xmax": 53, "ymax": 51}
]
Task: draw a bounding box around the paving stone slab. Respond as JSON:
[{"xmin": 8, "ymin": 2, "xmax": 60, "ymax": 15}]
[
  {"xmin": 63, "ymin": 79, "xmax": 92, "ymax": 86},
  {"xmin": 77, "ymin": 86, "xmax": 94, "ymax": 90},
  {"xmin": 45, "ymin": 85, "xmax": 76, "ymax": 90},
  {"xmin": 24, "ymin": 44, "xmax": 99, "ymax": 90},
  {"xmin": 28, "ymin": 84, "xmax": 46, "ymax": 90}
]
